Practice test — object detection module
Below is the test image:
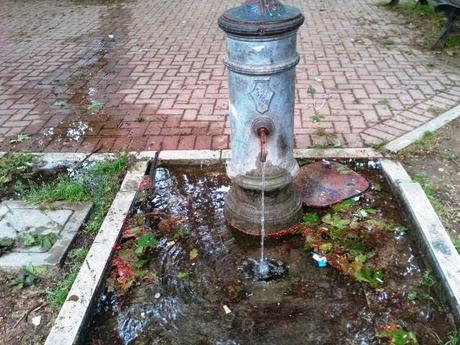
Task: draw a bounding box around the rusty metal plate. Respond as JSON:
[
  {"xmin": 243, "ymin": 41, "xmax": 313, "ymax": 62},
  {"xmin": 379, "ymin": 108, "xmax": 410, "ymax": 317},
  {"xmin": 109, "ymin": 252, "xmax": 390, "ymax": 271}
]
[{"xmin": 295, "ymin": 161, "xmax": 370, "ymax": 208}]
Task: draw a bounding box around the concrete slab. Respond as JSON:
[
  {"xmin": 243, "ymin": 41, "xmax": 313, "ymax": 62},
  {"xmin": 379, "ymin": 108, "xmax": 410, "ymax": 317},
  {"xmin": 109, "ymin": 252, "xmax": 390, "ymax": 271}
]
[{"xmin": 0, "ymin": 201, "xmax": 92, "ymax": 271}]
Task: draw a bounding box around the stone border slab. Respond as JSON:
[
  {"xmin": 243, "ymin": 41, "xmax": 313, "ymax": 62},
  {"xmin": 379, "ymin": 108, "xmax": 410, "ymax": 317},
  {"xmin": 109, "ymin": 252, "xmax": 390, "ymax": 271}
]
[
  {"xmin": 0, "ymin": 148, "xmax": 383, "ymax": 164},
  {"xmin": 44, "ymin": 160, "xmax": 148, "ymax": 345},
  {"xmin": 0, "ymin": 201, "xmax": 92, "ymax": 272},
  {"xmin": 381, "ymin": 158, "xmax": 460, "ymax": 322},
  {"xmin": 385, "ymin": 104, "xmax": 460, "ymax": 152}
]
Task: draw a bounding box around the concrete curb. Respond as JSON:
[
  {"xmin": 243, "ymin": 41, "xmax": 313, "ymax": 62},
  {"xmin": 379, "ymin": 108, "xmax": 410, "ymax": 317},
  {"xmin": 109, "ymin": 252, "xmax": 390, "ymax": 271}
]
[
  {"xmin": 380, "ymin": 158, "xmax": 460, "ymax": 322},
  {"xmin": 44, "ymin": 161, "xmax": 148, "ymax": 345},
  {"xmin": 385, "ymin": 104, "xmax": 460, "ymax": 152},
  {"xmin": 0, "ymin": 148, "xmax": 383, "ymax": 163}
]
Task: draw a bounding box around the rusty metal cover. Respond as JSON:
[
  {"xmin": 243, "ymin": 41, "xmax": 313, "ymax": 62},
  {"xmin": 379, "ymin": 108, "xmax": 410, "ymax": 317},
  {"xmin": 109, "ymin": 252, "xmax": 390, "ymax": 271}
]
[
  {"xmin": 295, "ymin": 161, "xmax": 370, "ymax": 207},
  {"xmin": 218, "ymin": 0, "xmax": 304, "ymax": 36}
]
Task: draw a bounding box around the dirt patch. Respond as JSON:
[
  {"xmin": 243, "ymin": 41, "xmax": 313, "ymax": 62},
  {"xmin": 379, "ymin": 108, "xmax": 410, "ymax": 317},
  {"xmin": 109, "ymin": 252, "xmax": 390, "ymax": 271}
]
[
  {"xmin": 0, "ymin": 154, "xmax": 130, "ymax": 344},
  {"xmin": 397, "ymin": 117, "xmax": 460, "ymax": 240}
]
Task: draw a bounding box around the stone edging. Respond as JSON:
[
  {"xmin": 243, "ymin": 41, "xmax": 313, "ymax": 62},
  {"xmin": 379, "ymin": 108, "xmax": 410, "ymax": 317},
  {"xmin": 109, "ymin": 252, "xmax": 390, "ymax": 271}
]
[{"xmin": 44, "ymin": 160, "xmax": 149, "ymax": 345}]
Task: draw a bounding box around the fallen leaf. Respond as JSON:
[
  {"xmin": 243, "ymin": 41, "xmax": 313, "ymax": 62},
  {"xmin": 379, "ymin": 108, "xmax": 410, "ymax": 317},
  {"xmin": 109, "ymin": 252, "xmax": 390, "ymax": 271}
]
[{"xmin": 189, "ymin": 248, "xmax": 198, "ymax": 260}]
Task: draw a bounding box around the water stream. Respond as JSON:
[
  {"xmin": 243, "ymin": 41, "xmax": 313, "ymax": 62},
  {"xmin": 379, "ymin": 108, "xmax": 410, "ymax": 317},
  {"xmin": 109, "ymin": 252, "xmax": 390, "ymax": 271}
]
[{"xmin": 260, "ymin": 161, "xmax": 266, "ymax": 262}]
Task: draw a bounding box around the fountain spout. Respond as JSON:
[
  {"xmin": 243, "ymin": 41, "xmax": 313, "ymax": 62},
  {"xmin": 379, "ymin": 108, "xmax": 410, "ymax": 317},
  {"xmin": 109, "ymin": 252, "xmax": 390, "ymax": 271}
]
[{"xmin": 257, "ymin": 127, "xmax": 268, "ymax": 163}]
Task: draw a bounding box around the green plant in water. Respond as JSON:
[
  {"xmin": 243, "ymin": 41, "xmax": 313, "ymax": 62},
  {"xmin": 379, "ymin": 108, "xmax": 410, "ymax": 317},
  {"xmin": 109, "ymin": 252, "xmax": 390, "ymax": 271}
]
[
  {"xmin": 377, "ymin": 322, "xmax": 418, "ymax": 345},
  {"xmin": 346, "ymin": 254, "xmax": 384, "ymax": 288},
  {"xmin": 332, "ymin": 199, "xmax": 355, "ymax": 213},
  {"xmin": 421, "ymin": 270, "xmax": 435, "ymax": 288},
  {"xmin": 300, "ymin": 212, "xmax": 320, "ymax": 227},
  {"xmin": 135, "ymin": 233, "xmax": 159, "ymax": 256},
  {"xmin": 353, "ymin": 208, "xmax": 378, "ymax": 219},
  {"xmin": 173, "ymin": 228, "xmax": 189, "ymax": 240},
  {"xmin": 177, "ymin": 271, "xmax": 189, "ymax": 279},
  {"xmin": 322, "ymin": 213, "xmax": 350, "ymax": 230},
  {"xmin": 336, "ymin": 165, "xmax": 351, "ymax": 175}
]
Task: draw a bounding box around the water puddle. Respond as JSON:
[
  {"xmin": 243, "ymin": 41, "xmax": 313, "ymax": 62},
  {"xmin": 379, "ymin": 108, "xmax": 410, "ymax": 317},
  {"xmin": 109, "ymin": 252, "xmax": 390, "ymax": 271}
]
[{"xmin": 87, "ymin": 162, "xmax": 456, "ymax": 345}]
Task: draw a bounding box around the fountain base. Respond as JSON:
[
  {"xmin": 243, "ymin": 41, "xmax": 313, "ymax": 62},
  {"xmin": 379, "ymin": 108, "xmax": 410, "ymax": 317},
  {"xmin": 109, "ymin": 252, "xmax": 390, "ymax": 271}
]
[{"xmin": 224, "ymin": 182, "xmax": 302, "ymax": 237}]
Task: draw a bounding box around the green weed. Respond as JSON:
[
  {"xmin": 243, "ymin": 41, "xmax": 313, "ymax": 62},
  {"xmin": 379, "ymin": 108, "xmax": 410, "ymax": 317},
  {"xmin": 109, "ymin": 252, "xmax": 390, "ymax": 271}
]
[
  {"xmin": 47, "ymin": 271, "xmax": 78, "ymax": 308},
  {"xmin": 378, "ymin": 99, "xmax": 391, "ymax": 108},
  {"xmin": 311, "ymin": 114, "xmax": 324, "ymax": 122},
  {"xmin": 89, "ymin": 154, "xmax": 128, "ymax": 176},
  {"xmin": 439, "ymin": 331, "xmax": 459, "ymax": 345},
  {"xmin": 370, "ymin": 140, "xmax": 388, "ymax": 150},
  {"xmin": 26, "ymin": 179, "xmax": 89, "ymax": 203},
  {"xmin": 0, "ymin": 153, "xmax": 34, "ymax": 190},
  {"xmin": 21, "ymin": 233, "xmax": 59, "ymax": 251},
  {"xmin": 301, "ymin": 213, "xmax": 321, "ymax": 227}
]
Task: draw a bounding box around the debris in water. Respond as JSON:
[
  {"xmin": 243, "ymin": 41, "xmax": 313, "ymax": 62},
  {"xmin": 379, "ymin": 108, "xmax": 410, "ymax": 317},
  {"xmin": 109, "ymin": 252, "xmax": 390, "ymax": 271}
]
[
  {"xmin": 295, "ymin": 161, "xmax": 370, "ymax": 207},
  {"xmin": 223, "ymin": 305, "xmax": 232, "ymax": 314},
  {"xmin": 312, "ymin": 252, "xmax": 328, "ymax": 268},
  {"xmin": 189, "ymin": 248, "xmax": 199, "ymax": 260}
]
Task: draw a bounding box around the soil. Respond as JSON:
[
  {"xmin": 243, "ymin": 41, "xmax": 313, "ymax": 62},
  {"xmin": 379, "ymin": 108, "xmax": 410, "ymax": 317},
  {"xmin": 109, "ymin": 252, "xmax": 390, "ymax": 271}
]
[
  {"xmin": 397, "ymin": 117, "xmax": 460, "ymax": 240},
  {"xmin": 0, "ymin": 270, "xmax": 63, "ymax": 345}
]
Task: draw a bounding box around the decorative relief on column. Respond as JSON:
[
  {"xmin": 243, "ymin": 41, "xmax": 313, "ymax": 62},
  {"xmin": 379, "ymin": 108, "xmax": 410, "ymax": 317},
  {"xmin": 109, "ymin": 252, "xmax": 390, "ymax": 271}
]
[{"xmin": 250, "ymin": 78, "xmax": 274, "ymax": 114}]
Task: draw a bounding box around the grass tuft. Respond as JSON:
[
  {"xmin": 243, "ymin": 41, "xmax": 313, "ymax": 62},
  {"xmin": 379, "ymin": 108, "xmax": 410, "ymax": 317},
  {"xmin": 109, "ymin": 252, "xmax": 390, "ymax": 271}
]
[
  {"xmin": 26, "ymin": 179, "xmax": 90, "ymax": 203},
  {"xmin": 89, "ymin": 154, "xmax": 128, "ymax": 176}
]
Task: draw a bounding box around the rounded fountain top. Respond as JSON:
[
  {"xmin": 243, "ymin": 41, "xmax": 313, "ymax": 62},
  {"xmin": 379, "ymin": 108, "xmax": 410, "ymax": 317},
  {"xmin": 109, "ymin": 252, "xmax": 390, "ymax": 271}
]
[{"xmin": 218, "ymin": 0, "xmax": 304, "ymax": 36}]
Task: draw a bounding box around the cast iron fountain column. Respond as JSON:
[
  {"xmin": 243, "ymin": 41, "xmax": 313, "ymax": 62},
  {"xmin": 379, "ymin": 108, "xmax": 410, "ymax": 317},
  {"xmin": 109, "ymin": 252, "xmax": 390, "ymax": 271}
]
[{"xmin": 219, "ymin": 0, "xmax": 305, "ymax": 236}]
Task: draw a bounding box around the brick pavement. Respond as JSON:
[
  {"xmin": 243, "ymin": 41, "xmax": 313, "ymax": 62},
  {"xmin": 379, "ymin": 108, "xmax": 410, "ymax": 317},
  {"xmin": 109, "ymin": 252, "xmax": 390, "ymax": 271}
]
[{"xmin": 0, "ymin": 0, "xmax": 459, "ymax": 152}]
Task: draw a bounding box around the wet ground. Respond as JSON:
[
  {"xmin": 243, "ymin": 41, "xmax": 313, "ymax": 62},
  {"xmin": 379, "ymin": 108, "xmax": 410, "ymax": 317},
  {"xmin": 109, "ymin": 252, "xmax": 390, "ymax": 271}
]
[{"xmin": 87, "ymin": 162, "xmax": 456, "ymax": 345}]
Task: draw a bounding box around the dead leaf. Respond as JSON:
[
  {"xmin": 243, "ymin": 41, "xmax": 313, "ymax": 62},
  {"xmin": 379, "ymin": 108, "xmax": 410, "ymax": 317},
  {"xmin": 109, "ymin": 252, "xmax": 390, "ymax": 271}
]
[{"xmin": 189, "ymin": 248, "xmax": 198, "ymax": 260}]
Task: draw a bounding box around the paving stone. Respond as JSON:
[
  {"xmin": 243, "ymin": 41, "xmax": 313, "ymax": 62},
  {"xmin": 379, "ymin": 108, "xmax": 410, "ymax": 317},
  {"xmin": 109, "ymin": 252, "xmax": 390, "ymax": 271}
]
[
  {"xmin": 0, "ymin": 0, "xmax": 459, "ymax": 151},
  {"xmin": 0, "ymin": 200, "xmax": 92, "ymax": 271}
]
